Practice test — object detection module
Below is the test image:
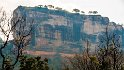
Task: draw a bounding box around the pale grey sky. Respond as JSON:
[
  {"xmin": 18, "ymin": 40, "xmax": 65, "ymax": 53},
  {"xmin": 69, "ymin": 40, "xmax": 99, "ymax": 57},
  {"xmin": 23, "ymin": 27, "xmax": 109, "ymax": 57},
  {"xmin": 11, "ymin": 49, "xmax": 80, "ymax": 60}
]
[{"xmin": 0, "ymin": 0, "xmax": 124, "ymax": 24}]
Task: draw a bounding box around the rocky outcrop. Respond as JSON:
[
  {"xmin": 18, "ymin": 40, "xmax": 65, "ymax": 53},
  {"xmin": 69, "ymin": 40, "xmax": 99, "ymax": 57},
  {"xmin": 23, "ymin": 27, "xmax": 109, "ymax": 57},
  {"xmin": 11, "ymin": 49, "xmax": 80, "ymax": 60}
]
[{"xmin": 12, "ymin": 6, "xmax": 124, "ymax": 54}]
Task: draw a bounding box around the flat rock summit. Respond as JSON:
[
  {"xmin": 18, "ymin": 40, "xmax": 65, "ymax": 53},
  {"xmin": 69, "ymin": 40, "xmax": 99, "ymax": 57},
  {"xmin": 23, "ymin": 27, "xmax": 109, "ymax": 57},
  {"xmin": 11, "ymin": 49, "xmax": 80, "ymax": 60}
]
[{"xmin": 12, "ymin": 6, "xmax": 124, "ymax": 54}]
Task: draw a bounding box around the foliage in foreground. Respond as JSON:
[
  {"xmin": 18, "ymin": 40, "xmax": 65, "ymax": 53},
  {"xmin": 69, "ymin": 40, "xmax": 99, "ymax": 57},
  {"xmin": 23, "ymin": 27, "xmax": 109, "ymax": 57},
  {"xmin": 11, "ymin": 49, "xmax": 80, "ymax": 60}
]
[
  {"xmin": 3, "ymin": 55, "xmax": 49, "ymax": 70},
  {"xmin": 19, "ymin": 55, "xmax": 49, "ymax": 70}
]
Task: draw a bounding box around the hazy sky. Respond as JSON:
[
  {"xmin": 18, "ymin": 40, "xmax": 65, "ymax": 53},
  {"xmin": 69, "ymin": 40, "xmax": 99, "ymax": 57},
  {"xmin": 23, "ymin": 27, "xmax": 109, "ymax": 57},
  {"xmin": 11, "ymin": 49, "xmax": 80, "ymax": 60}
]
[{"xmin": 0, "ymin": 0, "xmax": 124, "ymax": 24}]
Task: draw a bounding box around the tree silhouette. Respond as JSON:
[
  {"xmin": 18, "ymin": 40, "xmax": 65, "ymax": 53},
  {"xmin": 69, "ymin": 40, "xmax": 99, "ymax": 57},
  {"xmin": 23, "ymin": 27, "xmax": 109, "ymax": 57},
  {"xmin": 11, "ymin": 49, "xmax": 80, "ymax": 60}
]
[
  {"xmin": 73, "ymin": 9, "xmax": 80, "ymax": 13},
  {"xmin": 92, "ymin": 11, "xmax": 98, "ymax": 14},
  {"xmin": 47, "ymin": 5, "xmax": 54, "ymax": 9},
  {"xmin": 38, "ymin": 5, "xmax": 43, "ymax": 7},
  {"xmin": 55, "ymin": 7, "xmax": 62, "ymax": 10},
  {"xmin": 63, "ymin": 24, "xmax": 124, "ymax": 70},
  {"xmin": 81, "ymin": 11, "xmax": 85, "ymax": 14},
  {"xmin": 44, "ymin": 5, "xmax": 48, "ymax": 8},
  {"xmin": 88, "ymin": 11, "xmax": 93, "ymax": 14},
  {"xmin": 0, "ymin": 9, "xmax": 32, "ymax": 70},
  {"xmin": 97, "ymin": 24, "xmax": 124, "ymax": 70}
]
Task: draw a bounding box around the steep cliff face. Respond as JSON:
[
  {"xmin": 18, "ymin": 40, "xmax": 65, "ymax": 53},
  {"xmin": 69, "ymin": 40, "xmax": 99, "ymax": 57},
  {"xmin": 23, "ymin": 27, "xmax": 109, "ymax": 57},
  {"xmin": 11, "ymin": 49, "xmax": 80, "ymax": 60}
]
[{"xmin": 12, "ymin": 6, "xmax": 124, "ymax": 54}]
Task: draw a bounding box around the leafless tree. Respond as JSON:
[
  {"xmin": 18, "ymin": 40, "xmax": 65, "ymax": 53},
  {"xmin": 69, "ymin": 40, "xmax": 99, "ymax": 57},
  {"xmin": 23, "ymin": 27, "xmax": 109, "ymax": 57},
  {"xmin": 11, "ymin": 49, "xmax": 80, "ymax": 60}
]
[
  {"xmin": 0, "ymin": 9, "xmax": 32, "ymax": 70},
  {"xmin": 97, "ymin": 24, "xmax": 124, "ymax": 70},
  {"xmin": 63, "ymin": 24, "xmax": 124, "ymax": 70}
]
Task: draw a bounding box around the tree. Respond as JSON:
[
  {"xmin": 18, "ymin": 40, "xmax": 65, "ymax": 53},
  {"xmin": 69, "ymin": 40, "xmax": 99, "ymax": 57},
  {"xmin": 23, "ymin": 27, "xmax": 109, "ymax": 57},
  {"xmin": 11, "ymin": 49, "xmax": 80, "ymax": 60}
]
[
  {"xmin": 88, "ymin": 11, "xmax": 93, "ymax": 14},
  {"xmin": 92, "ymin": 11, "xmax": 98, "ymax": 14},
  {"xmin": 47, "ymin": 5, "xmax": 54, "ymax": 9},
  {"xmin": 55, "ymin": 7, "xmax": 62, "ymax": 10},
  {"xmin": 0, "ymin": 8, "xmax": 32, "ymax": 70},
  {"xmin": 88, "ymin": 11, "xmax": 98, "ymax": 15},
  {"xmin": 97, "ymin": 24, "xmax": 124, "ymax": 70},
  {"xmin": 19, "ymin": 55, "xmax": 49, "ymax": 70},
  {"xmin": 72, "ymin": 9, "xmax": 80, "ymax": 13},
  {"xmin": 63, "ymin": 24, "xmax": 124, "ymax": 70},
  {"xmin": 38, "ymin": 5, "xmax": 43, "ymax": 7},
  {"xmin": 81, "ymin": 11, "xmax": 85, "ymax": 14},
  {"xmin": 44, "ymin": 5, "xmax": 48, "ymax": 8}
]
